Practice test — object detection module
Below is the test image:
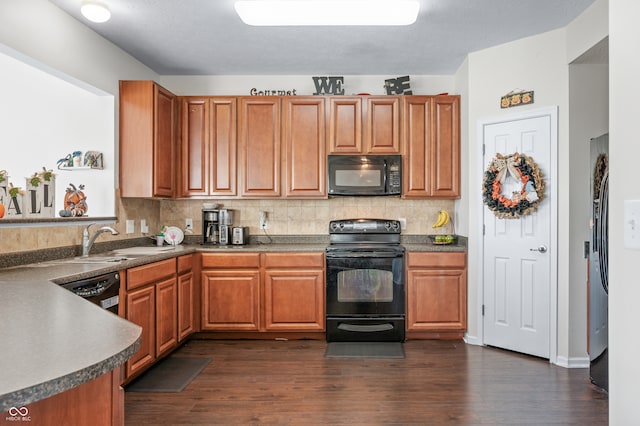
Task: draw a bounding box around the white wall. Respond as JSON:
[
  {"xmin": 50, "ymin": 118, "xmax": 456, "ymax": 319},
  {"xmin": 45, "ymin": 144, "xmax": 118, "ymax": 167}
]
[
  {"xmin": 463, "ymin": 29, "xmax": 570, "ymax": 358},
  {"xmin": 0, "ymin": 50, "xmax": 115, "ymax": 217},
  {"xmin": 160, "ymin": 75, "xmax": 454, "ymax": 97},
  {"xmin": 609, "ymin": 0, "xmax": 640, "ymax": 423},
  {"xmin": 0, "ymin": 0, "xmax": 159, "ymax": 211},
  {"xmin": 567, "ymin": 63, "xmax": 609, "ymax": 363}
]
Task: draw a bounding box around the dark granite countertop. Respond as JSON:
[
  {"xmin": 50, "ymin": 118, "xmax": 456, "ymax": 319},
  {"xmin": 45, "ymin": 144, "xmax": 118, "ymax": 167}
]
[
  {"xmin": 0, "ymin": 234, "xmax": 466, "ymax": 410},
  {"xmin": 0, "ymin": 280, "xmax": 141, "ymax": 411}
]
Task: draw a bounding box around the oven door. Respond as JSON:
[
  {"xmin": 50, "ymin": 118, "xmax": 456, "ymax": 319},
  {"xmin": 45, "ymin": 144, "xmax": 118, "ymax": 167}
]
[{"xmin": 325, "ymin": 251, "xmax": 404, "ymax": 317}]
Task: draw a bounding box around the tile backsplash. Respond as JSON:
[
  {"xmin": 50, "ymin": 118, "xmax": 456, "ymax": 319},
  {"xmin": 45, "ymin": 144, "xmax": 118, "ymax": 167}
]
[
  {"xmin": 160, "ymin": 197, "xmax": 455, "ymax": 236},
  {"xmin": 0, "ymin": 193, "xmax": 454, "ymax": 254}
]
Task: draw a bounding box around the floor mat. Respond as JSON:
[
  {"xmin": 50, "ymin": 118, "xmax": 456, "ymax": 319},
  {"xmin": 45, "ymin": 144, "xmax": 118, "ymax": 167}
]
[
  {"xmin": 126, "ymin": 357, "xmax": 211, "ymax": 392},
  {"xmin": 324, "ymin": 342, "xmax": 405, "ymax": 358}
]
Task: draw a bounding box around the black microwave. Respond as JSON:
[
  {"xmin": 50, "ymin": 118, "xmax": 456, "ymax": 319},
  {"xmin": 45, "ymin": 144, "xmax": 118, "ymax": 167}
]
[{"xmin": 327, "ymin": 155, "xmax": 402, "ymax": 196}]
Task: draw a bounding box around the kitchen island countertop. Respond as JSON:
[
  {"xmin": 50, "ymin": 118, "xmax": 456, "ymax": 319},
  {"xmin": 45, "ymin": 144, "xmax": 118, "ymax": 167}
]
[{"xmin": 0, "ymin": 279, "xmax": 141, "ymax": 411}]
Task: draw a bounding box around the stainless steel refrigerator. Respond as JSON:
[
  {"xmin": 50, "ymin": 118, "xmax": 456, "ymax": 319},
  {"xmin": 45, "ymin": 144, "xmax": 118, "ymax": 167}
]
[{"xmin": 589, "ymin": 133, "xmax": 608, "ymax": 392}]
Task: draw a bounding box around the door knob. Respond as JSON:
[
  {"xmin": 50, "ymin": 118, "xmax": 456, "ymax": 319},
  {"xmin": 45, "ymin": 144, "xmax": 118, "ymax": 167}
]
[{"xmin": 530, "ymin": 245, "xmax": 547, "ymax": 253}]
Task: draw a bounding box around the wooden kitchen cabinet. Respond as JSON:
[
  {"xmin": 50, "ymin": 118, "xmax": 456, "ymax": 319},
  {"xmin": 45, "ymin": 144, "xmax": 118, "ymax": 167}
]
[
  {"xmin": 282, "ymin": 96, "xmax": 327, "ymax": 198},
  {"xmin": 201, "ymin": 253, "xmax": 261, "ymax": 330},
  {"xmin": 406, "ymin": 252, "xmax": 467, "ymax": 337},
  {"xmin": 238, "ymin": 97, "xmax": 281, "ymax": 197},
  {"xmin": 124, "ymin": 258, "xmax": 177, "ymax": 379},
  {"xmin": 403, "ymin": 95, "xmax": 460, "ymax": 198},
  {"xmin": 124, "ymin": 285, "xmax": 155, "ymax": 377},
  {"xmin": 180, "ymin": 97, "xmax": 237, "ymax": 197},
  {"xmin": 328, "ymin": 96, "xmax": 401, "ymax": 154},
  {"xmin": 177, "ymin": 254, "xmax": 196, "ymax": 341},
  {"xmin": 263, "ymin": 252, "xmax": 325, "ymax": 331},
  {"xmin": 200, "ymin": 252, "xmax": 325, "ymax": 333},
  {"xmin": 120, "ymin": 80, "xmax": 177, "ymax": 198}
]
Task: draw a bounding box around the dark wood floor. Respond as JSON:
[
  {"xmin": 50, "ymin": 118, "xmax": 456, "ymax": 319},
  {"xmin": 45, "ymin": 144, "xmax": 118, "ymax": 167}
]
[{"xmin": 124, "ymin": 339, "xmax": 608, "ymax": 425}]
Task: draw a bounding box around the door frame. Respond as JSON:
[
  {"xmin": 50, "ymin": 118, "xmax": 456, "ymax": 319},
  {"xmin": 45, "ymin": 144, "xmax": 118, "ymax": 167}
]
[{"xmin": 475, "ymin": 106, "xmax": 559, "ymax": 364}]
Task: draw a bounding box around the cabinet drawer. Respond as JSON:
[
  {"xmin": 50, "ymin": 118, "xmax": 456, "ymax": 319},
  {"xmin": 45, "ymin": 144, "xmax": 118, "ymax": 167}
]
[
  {"xmin": 127, "ymin": 258, "xmax": 177, "ymax": 290},
  {"xmin": 262, "ymin": 252, "xmax": 324, "ymax": 269},
  {"xmin": 406, "ymin": 252, "xmax": 466, "ymax": 269},
  {"xmin": 177, "ymin": 254, "xmax": 193, "ymax": 274},
  {"xmin": 201, "ymin": 252, "xmax": 260, "ymax": 268}
]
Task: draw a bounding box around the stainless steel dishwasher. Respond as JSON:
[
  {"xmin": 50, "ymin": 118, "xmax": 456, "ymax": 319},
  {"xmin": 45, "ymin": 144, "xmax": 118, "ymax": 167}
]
[{"xmin": 60, "ymin": 271, "xmax": 121, "ymax": 314}]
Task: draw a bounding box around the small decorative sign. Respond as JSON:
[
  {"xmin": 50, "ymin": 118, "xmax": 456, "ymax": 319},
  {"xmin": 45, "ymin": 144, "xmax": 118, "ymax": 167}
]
[
  {"xmin": 250, "ymin": 88, "xmax": 298, "ymax": 96},
  {"xmin": 501, "ymin": 90, "xmax": 534, "ymax": 108},
  {"xmin": 25, "ymin": 167, "xmax": 55, "ymax": 218},
  {"xmin": 384, "ymin": 76, "xmax": 412, "ymax": 95},
  {"xmin": 312, "ymin": 76, "xmax": 345, "ymax": 95},
  {"xmin": 5, "ymin": 183, "xmax": 25, "ymax": 218}
]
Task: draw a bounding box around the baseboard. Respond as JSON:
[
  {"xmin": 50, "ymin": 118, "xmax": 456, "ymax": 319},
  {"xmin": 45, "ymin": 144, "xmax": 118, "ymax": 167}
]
[
  {"xmin": 555, "ymin": 355, "xmax": 590, "ymax": 369},
  {"xmin": 463, "ymin": 333, "xmax": 482, "ymax": 346}
]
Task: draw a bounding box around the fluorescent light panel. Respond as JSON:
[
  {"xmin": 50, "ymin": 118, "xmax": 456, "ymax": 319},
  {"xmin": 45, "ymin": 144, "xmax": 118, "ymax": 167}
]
[{"xmin": 234, "ymin": 0, "xmax": 420, "ymax": 26}]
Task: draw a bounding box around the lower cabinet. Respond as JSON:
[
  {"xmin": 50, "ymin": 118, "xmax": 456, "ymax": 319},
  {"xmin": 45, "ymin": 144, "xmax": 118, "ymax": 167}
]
[
  {"xmin": 263, "ymin": 252, "xmax": 325, "ymax": 331},
  {"xmin": 124, "ymin": 258, "xmax": 178, "ymax": 380},
  {"xmin": 177, "ymin": 254, "xmax": 196, "ymax": 341},
  {"xmin": 201, "ymin": 252, "xmax": 325, "ymax": 333},
  {"xmin": 19, "ymin": 369, "xmax": 123, "ymax": 426},
  {"xmin": 406, "ymin": 252, "xmax": 467, "ymax": 336}
]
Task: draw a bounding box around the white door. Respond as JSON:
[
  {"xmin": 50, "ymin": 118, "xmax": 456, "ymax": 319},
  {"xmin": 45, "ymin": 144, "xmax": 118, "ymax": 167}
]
[{"xmin": 481, "ymin": 108, "xmax": 557, "ymax": 359}]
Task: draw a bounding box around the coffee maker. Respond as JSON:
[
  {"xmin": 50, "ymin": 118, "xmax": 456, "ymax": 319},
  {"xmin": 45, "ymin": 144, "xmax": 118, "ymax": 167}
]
[
  {"xmin": 202, "ymin": 209, "xmax": 219, "ymax": 245},
  {"xmin": 218, "ymin": 209, "xmax": 234, "ymax": 245}
]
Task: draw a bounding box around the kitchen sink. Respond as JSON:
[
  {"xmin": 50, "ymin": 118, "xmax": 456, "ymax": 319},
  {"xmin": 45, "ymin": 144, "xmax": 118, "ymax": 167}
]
[
  {"xmin": 61, "ymin": 256, "xmax": 134, "ymax": 264},
  {"xmin": 112, "ymin": 246, "xmax": 178, "ymax": 256}
]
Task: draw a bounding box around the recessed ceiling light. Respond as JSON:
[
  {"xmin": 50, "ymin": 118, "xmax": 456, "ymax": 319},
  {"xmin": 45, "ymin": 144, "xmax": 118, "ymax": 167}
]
[
  {"xmin": 81, "ymin": 1, "xmax": 111, "ymax": 23},
  {"xmin": 234, "ymin": 0, "xmax": 420, "ymax": 26}
]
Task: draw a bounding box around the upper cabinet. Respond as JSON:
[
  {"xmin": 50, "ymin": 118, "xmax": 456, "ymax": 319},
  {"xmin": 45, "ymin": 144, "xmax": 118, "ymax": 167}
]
[
  {"xmin": 328, "ymin": 96, "xmax": 401, "ymax": 154},
  {"xmin": 238, "ymin": 97, "xmax": 281, "ymax": 198},
  {"xmin": 120, "ymin": 80, "xmax": 176, "ymax": 198},
  {"xmin": 402, "ymin": 95, "xmax": 460, "ymax": 198},
  {"xmin": 180, "ymin": 97, "xmax": 237, "ymax": 197},
  {"xmin": 282, "ymin": 97, "xmax": 327, "ymax": 198}
]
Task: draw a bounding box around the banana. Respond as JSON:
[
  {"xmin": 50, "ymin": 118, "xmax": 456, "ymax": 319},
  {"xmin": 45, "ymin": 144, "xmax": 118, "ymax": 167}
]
[{"xmin": 432, "ymin": 210, "xmax": 451, "ymax": 228}]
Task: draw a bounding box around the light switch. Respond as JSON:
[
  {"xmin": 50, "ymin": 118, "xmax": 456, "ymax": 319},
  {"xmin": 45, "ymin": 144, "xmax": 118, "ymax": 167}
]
[
  {"xmin": 624, "ymin": 200, "xmax": 640, "ymax": 249},
  {"xmin": 125, "ymin": 220, "xmax": 135, "ymax": 234}
]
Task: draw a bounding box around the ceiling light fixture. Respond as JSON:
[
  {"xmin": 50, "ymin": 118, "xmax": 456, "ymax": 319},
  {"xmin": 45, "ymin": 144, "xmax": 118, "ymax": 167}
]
[
  {"xmin": 234, "ymin": 0, "xmax": 420, "ymax": 26},
  {"xmin": 81, "ymin": 1, "xmax": 111, "ymax": 23}
]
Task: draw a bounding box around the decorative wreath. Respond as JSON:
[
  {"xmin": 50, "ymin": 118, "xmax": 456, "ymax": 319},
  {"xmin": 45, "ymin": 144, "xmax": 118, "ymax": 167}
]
[{"xmin": 482, "ymin": 152, "xmax": 545, "ymax": 219}]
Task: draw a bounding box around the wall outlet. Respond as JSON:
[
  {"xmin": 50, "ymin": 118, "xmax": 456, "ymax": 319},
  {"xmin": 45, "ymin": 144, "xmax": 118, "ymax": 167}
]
[
  {"xmin": 125, "ymin": 219, "xmax": 135, "ymax": 234},
  {"xmin": 259, "ymin": 211, "xmax": 268, "ymax": 230},
  {"xmin": 185, "ymin": 218, "xmax": 194, "ymax": 234},
  {"xmin": 140, "ymin": 219, "xmax": 149, "ymax": 234},
  {"xmin": 398, "ymin": 218, "xmax": 407, "ymax": 230}
]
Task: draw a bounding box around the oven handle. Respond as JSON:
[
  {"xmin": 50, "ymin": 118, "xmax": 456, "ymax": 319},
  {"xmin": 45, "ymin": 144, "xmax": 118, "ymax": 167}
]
[
  {"xmin": 337, "ymin": 323, "xmax": 394, "ymax": 332},
  {"xmin": 326, "ymin": 252, "xmax": 403, "ymax": 259}
]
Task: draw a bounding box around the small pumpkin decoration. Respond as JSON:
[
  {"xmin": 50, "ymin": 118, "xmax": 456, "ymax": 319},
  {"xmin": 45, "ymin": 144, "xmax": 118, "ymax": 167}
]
[
  {"xmin": 60, "ymin": 183, "xmax": 88, "ymax": 217},
  {"xmin": 0, "ymin": 203, "xmax": 5, "ymax": 218}
]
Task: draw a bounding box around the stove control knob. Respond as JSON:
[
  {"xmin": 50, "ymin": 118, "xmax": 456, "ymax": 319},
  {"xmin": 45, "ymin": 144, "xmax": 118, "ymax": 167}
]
[{"xmin": 330, "ymin": 222, "xmax": 340, "ymax": 232}]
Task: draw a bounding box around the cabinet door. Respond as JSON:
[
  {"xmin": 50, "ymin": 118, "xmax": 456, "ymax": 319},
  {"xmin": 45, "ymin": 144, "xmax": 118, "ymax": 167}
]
[
  {"xmin": 178, "ymin": 271, "xmax": 195, "ymax": 341},
  {"xmin": 180, "ymin": 98, "xmax": 209, "ymax": 196},
  {"xmin": 238, "ymin": 97, "xmax": 281, "ymax": 197},
  {"xmin": 283, "ymin": 96, "xmax": 326, "ymax": 198},
  {"xmin": 125, "ymin": 285, "xmax": 155, "ymax": 377},
  {"xmin": 201, "ymin": 270, "xmax": 261, "ymax": 330},
  {"xmin": 263, "ymin": 269, "xmax": 325, "ymax": 331},
  {"xmin": 365, "ymin": 96, "xmax": 401, "ymax": 154},
  {"xmin": 210, "ymin": 97, "xmax": 237, "ymax": 196},
  {"xmin": 402, "ymin": 96, "xmax": 432, "ymax": 198},
  {"xmin": 153, "ymin": 85, "xmax": 176, "ymax": 197},
  {"xmin": 430, "ymin": 96, "xmax": 460, "ymax": 197},
  {"xmin": 120, "ymin": 80, "xmax": 176, "ymax": 198},
  {"xmin": 406, "ymin": 268, "xmax": 467, "ymax": 332},
  {"xmin": 156, "ymin": 276, "xmax": 178, "ymax": 357},
  {"xmin": 328, "ymin": 96, "xmax": 362, "ymax": 153}
]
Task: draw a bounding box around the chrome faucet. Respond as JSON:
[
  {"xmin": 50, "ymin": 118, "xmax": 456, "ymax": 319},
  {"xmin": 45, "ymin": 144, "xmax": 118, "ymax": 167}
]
[{"xmin": 82, "ymin": 224, "xmax": 119, "ymax": 257}]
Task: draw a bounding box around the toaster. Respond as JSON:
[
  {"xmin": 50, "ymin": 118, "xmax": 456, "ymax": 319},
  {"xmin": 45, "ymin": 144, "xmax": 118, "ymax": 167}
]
[{"xmin": 232, "ymin": 227, "xmax": 249, "ymax": 245}]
